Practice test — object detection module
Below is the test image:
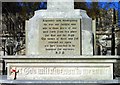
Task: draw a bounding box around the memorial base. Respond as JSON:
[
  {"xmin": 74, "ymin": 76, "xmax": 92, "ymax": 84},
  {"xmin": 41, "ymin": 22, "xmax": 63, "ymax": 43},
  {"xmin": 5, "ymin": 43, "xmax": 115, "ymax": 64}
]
[
  {"xmin": 3, "ymin": 56, "xmax": 119, "ymax": 80},
  {"xmin": 1, "ymin": 75, "xmax": 120, "ymax": 84}
]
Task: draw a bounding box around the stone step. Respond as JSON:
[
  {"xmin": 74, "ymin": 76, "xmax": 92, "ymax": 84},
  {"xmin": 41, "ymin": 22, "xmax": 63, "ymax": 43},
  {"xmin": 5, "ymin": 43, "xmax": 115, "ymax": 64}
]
[{"xmin": 0, "ymin": 75, "xmax": 120, "ymax": 84}]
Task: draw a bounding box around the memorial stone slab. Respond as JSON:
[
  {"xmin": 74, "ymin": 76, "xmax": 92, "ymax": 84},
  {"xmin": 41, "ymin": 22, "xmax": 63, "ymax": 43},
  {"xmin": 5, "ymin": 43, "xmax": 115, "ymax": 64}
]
[
  {"xmin": 8, "ymin": 62, "xmax": 113, "ymax": 80},
  {"xmin": 3, "ymin": 0, "xmax": 119, "ymax": 81},
  {"xmin": 26, "ymin": 0, "xmax": 93, "ymax": 55}
]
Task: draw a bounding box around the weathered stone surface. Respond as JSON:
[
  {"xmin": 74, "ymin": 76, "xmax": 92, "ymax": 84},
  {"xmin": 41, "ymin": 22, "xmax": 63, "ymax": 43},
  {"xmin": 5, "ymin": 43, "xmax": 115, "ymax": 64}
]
[
  {"xmin": 3, "ymin": 56, "xmax": 119, "ymax": 80},
  {"xmin": 7, "ymin": 63, "xmax": 113, "ymax": 80},
  {"xmin": 114, "ymin": 61, "xmax": 120, "ymax": 77},
  {"xmin": 1, "ymin": 75, "xmax": 120, "ymax": 84},
  {"xmin": 47, "ymin": 0, "xmax": 74, "ymax": 11},
  {"xmin": 26, "ymin": 0, "xmax": 93, "ymax": 55},
  {"xmin": 3, "ymin": 0, "xmax": 119, "ymax": 82},
  {"xmin": 39, "ymin": 18, "xmax": 81, "ymax": 55}
]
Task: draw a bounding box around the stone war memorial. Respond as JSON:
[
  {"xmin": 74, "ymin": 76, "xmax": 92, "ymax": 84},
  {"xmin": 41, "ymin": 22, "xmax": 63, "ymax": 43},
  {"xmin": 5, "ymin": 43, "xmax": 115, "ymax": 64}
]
[{"xmin": 2, "ymin": 0, "xmax": 120, "ymax": 83}]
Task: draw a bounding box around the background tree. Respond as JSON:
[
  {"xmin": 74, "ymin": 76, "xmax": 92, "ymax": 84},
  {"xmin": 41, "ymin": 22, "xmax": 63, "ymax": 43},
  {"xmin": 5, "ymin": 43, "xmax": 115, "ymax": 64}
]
[
  {"xmin": 2, "ymin": 2, "xmax": 47, "ymax": 55},
  {"xmin": 87, "ymin": 1, "xmax": 100, "ymax": 19}
]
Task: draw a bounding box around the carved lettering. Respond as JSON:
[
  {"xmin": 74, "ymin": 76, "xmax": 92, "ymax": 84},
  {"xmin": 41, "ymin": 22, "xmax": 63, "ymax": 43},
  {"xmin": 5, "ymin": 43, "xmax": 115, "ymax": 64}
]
[
  {"xmin": 39, "ymin": 18, "xmax": 80, "ymax": 55},
  {"xmin": 14, "ymin": 66, "xmax": 110, "ymax": 78}
]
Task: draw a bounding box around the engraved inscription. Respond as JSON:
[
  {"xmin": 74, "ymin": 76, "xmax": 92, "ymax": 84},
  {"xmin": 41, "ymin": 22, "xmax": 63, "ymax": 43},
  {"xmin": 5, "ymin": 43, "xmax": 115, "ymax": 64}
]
[
  {"xmin": 13, "ymin": 66, "xmax": 110, "ymax": 76},
  {"xmin": 8, "ymin": 64, "xmax": 112, "ymax": 80},
  {"xmin": 39, "ymin": 19, "xmax": 80, "ymax": 55}
]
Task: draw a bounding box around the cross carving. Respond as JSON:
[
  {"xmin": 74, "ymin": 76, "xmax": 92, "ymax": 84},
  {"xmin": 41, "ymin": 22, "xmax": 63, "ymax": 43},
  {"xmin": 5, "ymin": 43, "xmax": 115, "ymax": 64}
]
[{"xmin": 10, "ymin": 67, "xmax": 19, "ymax": 80}]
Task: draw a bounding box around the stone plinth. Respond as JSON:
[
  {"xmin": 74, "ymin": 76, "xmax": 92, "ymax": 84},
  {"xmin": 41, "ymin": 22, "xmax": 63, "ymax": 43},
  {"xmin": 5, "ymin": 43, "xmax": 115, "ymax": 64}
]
[
  {"xmin": 1, "ymin": 75, "xmax": 120, "ymax": 84},
  {"xmin": 3, "ymin": 56, "xmax": 119, "ymax": 80}
]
